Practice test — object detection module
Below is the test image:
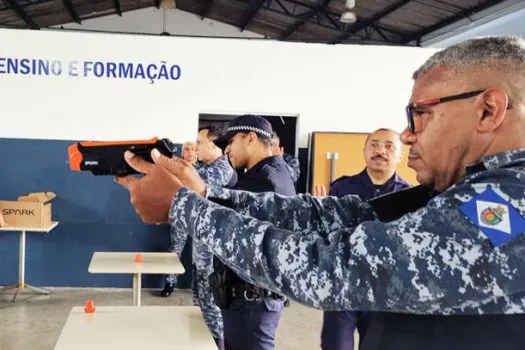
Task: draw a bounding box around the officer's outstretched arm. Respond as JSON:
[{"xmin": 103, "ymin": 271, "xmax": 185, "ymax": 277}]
[
  {"xmin": 206, "ymin": 184, "xmax": 375, "ymax": 233},
  {"xmin": 171, "ymin": 178, "xmax": 525, "ymax": 315}
]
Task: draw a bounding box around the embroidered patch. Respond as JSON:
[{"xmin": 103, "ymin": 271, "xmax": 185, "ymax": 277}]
[{"xmin": 459, "ymin": 188, "xmax": 525, "ymax": 247}]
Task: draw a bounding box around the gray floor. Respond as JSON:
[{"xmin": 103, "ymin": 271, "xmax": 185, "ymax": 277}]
[{"xmin": 0, "ymin": 287, "xmax": 326, "ymax": 350}]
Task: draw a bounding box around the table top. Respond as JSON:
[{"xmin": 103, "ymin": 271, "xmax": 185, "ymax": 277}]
[
  {"xmin": 54, "ymin": 306, "xmax": 216, "ymax": 350},
  {"xmin": 88, "ymin": 252, "xmax": 185, "ymax": 274},
  {"xmin": 0, "ymin": 221, "xmax": 59, "ymax": 233}
]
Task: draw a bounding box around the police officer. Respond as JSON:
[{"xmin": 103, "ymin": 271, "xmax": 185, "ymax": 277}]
[
  {"xmin": 161, "ymin": 126, "xmax": 236, "ymax": 349},
  {"xmin": 118, "ymin": 36, "xmax": 525, "ymax": 349},
  {"xmin": 316, "ymin": 128, "xmax": 411, "ymax": 350},
  {"xmin": 270, "ymin": 131, "xmax": 300, "ymax": 185},
  {"xmin": 322, "ymin": 128, "xmax": 410, "ymax": 199},
  {"xmin": 207, "ymin": 115, "xmax": 295, "ymax": 350}
]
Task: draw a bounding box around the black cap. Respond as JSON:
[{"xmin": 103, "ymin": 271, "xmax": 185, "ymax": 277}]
[{"xmin": 213, "ymin": 115, "xmax": 273, "ymax": 150}]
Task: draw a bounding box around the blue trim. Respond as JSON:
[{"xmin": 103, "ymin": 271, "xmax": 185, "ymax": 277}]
[{"xmin": 0, "ymin": 138, "xmax": 192, "ymax": 289}]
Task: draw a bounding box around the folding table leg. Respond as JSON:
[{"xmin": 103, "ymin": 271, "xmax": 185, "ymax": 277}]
[
  {"xmin": 1, "ymin": 231, "xmax": 49, "ymax": 302},
  {"xmin": 132, "ymin": 273, "xmax": 142, "ymax": 306}
]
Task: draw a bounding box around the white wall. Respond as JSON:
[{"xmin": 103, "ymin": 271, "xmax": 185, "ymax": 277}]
[
  {"xmin": 0, "ymin": 28, "xmax": 437, "ymax": 147},
  {"xmin": 55, "ymin": 7, "xmax": 263, "ymax": 39}
]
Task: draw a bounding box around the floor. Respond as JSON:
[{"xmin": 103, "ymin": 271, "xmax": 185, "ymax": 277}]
[{"xmin": 0, "ymin": 287, "xmax": 328, "ymax": 350}]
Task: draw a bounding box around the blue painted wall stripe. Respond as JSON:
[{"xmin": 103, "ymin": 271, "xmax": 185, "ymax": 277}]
[{"xmin": 0, "ymin": 138, "xmax": 192, "ymax": 289}]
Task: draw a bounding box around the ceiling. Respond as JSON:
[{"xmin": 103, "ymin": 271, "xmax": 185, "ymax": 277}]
[{"xmin": 0, "ymin": 0, "xmax": 511, "ymax": 46}]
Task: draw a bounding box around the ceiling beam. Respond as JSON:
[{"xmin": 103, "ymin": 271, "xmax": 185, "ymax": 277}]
[
  {"xmin": 372, "ymin": 24, "xmax": 407, "ymax": 38},
  {"xmin": 244, "ymin": 2, "xmax": 360, "ymax": 40},
  {"xmin": 224, "ymin": 0, "xmax": 406, "ymax": 45},
  {"xmin": 323, "ymin": 11, "xmax": 340, "ymax": 31},
  {"xmin": 328, "ymin": 0, "xmax": 412, "ymax": 44},
  {"xmin": 373, "ymin": 26, "xmax": 389, "ymax": 41},
  {"xmin": 323, "ymin": 12, "xmax": 406, "ymax": 39},
  {"xmin": 401, "ymin": 0, "xmax": 507, "ymax": 44},
  {"xmin": 281, "ymin": 0, "xmax": 408, "ymax": 41},
  {"xmin": 62, "ymin": 0, "xmax": 81, "ymax": 24},
  {"xmin": 280, "ymin": 0, "xmax": 331, "ymax": 39},
  {"xmin": 274, "ymin": 0, "xmax": 290, "ymax": 15},
  {"xmin": 240, "ymin": 0, "xmax": 266, "ymax": 31},
  {"xmin": 5, "ymin": 0, "xmax": 39, "ymax": 29}
]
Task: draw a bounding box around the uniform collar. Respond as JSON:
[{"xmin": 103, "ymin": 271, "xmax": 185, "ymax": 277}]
[
  {"xmin": 465, "ymin": 148, "xmax": 525, "ymax": 175},
  {"xmin": 358, "ymin": 168, "xmax": 401, "ymax": 187},
  {"xmin": 244, "ymin": 155, "xmax": 278, "ymax": 175}
]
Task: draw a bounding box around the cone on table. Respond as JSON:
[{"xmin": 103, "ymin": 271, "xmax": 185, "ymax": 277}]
[{"xmin": 84, "ymin": 299, "xmax": 95, "ymax": 313}]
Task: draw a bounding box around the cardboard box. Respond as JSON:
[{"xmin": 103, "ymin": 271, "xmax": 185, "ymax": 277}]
[{"xmin": 0, "ymin": 192, "xmax": 56, "ymax": 228}]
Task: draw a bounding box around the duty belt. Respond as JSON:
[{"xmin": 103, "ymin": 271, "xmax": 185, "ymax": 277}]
[{"xmin": 230, "ymin": 283, "xmax": 286, "ymax": 302}]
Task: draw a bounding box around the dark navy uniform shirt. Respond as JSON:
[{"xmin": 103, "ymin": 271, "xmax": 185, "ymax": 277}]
[
  {"xmin": 234, "ymin": 155, "xmax": 296, "ymax": 196},
  {"xmin": 213, "ymin": 155, "xmax": 296, "ymax": 288},
  {"xmin": 329, "ymin": 168, "xmax": 411, "ymax": 200}
]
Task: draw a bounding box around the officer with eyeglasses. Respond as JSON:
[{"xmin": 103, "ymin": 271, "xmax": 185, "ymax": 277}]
[{"xmin": 117, "ymin": 35, "xmax": 525, "ymax": 350}]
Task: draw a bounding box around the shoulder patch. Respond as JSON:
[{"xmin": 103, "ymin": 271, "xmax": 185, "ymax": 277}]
[{"xmin": 459, "ymin": 188, "xmax": 525, "ymax": 247}]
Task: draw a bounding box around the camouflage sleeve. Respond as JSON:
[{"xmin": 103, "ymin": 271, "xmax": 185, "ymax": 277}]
[
  {"xmin": 171, "ymin": 181, "xmax": 525, "ymax": 315},
  {"xmin": 283, "ymin": 154, "xmax": 300, "ymax": 183},
  {"xmin": 197, "ymin": 160, "xmax": 233, "ymax": 188},
  {"xmin": 206, "ymin": 184, "xmax": 375, "ymax": 233}
]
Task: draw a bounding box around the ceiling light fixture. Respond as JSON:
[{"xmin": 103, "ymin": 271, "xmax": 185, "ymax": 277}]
[
  {"xmin": 345, "ymin": 0, "xmax": 355, "ymax": 9},
  {"xmin": 340, "ymin": 10, "xmax": 356, "ymax": 23},
  {"xmin": 340, "ymin": 0, "xmax": 357, "ymax": 23}
]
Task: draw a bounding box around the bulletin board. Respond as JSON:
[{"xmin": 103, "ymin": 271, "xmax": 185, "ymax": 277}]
[{"xmin": 309, "ymin": 132, "xmax": 418, "ymax": 193}]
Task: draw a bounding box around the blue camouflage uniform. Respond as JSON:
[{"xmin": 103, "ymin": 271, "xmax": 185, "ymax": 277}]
[
  {"xmin": 209, "ymin": 154, "xmax": 296, "ymax": 350},
  {"xmin": 322, "ymin": 169, "xmax": 410, "ymax": 350},
  {"xmin": 167, "ymin": 154, "xmax": 236, "ymax": 345},
  {"xmin": 169, "ymin": 149, "xmax": 525, "ymax": 350},
  {"xmin": 282, "ymin": 153, "xmax": 300, "ymax": 184}
]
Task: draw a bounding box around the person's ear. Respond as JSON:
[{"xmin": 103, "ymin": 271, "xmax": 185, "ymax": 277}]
[
  {"xmin": 478, "ymin": 88, "xmax": 509, "ymax": 133},
  {"xmin": 248, "ymin": 132, "xmax": 258, "ymax": 145}
]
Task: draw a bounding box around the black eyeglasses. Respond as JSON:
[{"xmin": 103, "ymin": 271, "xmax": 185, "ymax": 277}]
[{"xmin": 405, "ymin": 90, "xmax": 485, "ymax": 132}]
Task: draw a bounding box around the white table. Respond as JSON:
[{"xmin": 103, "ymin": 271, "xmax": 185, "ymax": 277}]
[
  {"xmin": 54, "ymin": 306, "xmax": 216, "ymax": 350},
  {"xmin": 0, "ymin": 221, "xmax": 59, "ymax": 301},
  {"xmin": 88, "ymin": 252, "xmax": 185, "ymax": 306}
]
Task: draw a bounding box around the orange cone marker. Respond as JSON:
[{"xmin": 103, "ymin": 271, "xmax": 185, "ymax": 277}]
[{"xmin": 84, "ymin": 299, "xmax": 96, "ymax": 313}]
